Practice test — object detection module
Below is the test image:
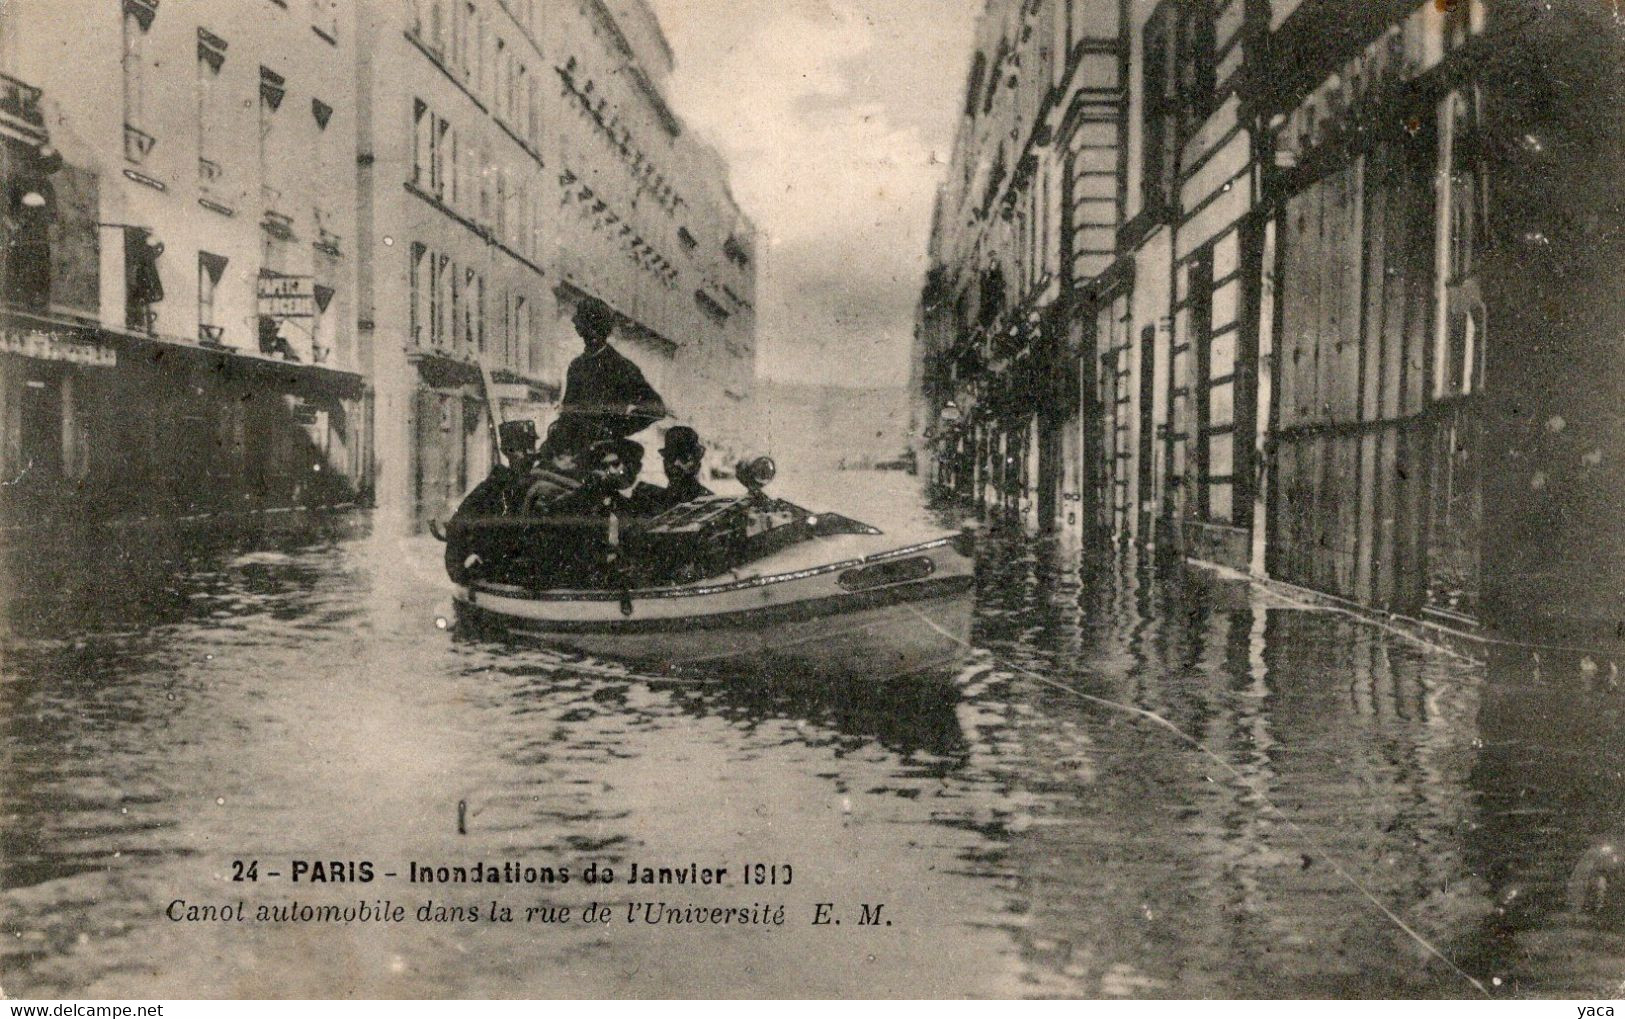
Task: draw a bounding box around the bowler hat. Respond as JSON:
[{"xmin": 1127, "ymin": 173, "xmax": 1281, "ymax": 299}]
[
  {"xmin": 588, "ymin": 436, "xmax": 645, "ymax": 467},
  {"xmin": 660, "ymin": 426, "xmax": 704, "ymax": 458}
]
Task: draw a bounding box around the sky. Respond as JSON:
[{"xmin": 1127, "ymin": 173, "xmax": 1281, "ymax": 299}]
[{"xmin": 644, "ymin": 0, "xmax": 983, "ymax": 389}]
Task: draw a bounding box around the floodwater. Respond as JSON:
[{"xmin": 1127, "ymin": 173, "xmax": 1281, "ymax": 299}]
[{"xmin": 1, "ymin": 472, "xmax": 1621, "ymax": 998}]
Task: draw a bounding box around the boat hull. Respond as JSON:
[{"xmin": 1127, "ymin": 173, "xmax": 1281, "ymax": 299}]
[{"xmin": 452, "ymin": 535, "xmax": 974, "ymax": 681}]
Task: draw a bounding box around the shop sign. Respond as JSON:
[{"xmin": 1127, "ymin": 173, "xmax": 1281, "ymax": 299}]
[
  {"xmin": 0, "ymin": 326, "xmax": 117, "ymax": 366},
  {"xmin": 257, "ymin": 274, "xmax": 315, "ymax": 318}
]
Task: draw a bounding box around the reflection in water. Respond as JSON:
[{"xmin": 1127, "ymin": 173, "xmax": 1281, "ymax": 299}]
[{"xmin": 1, "ymin": 475, "xmax": 1622, "ymax": 998}]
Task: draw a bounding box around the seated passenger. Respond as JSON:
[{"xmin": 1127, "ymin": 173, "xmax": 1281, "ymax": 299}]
[
  {"xmin": 518, "ymin": 415, "xmax": 607, "ymax": 515},
  {"xmin": 549, "ymin": 438, "xmax": 661, "ymax": 522},
  {"xmin": 632, "ymin": 425, "xmax": 713, "ymax": 517},
  {"xmin": 450, "ymin": 419, "xmax": 540, "ymax": 521},
  {"xmin": 443, "ymin": 419, "xmax": 540, "ymax": 582},
  {"xmin": 534, "ymin": 438, "xmax": 657, "ymax": 589}
]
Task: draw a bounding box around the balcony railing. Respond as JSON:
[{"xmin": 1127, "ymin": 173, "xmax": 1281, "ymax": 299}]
[
  {"xmin": 124, "ymin": 124, "xmax": 157, "ymax": 164},
  {"xmin": 0, "ymin": 72, "xmax": 45, "ymax": 131}
]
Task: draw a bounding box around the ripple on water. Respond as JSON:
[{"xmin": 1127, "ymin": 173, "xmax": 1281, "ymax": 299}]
[{"xmin": 1, "ymin": 476, "xmax": 1621, "ymax": 997}]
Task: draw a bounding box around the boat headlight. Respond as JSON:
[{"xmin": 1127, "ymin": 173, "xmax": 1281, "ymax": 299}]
[{"xmin": 736, "ymin": 455, "xmax": 776, "ymax": 490}]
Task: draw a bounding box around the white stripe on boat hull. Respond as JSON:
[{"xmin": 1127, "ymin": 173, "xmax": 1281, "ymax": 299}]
[{"xmin": 452, "ymin": 534, "xmax": 975, "ymax": 681}]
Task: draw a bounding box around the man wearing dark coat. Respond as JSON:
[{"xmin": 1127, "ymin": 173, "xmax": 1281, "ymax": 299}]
[
  {"xmin": 629, "ymin": 425, "xmax": 713, "ymax": 516},
  {"xmin": 560, "ymin": 296, "xmax": 667, "ymax": 439}
]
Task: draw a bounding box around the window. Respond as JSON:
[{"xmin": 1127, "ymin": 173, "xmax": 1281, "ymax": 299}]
[
  {"xmin": 312, "ymin": 282, "xmax": 335, "ymax": 362},
  {"xmin": 965, "ymin": 52, "xmax": 986, "ymax": 117},
  {"xmin": 495, "ymin": 37, "xmax": 509, "ymax": 118},
  {"xmin": 259, "ymin": 67, "xmax": 287, "ymax": 206},
  {"xmin": 409, "ymin": 242, "xmax": 427, "ymax": 344},
  {"xmin": 312, "ymin": 99, "xmax": 337, "ymax": 244},
  {"xmin": 122, "ymin": 0, "xmax": 158, "ymax": 163},
  {"xmin": 527, "ymin": 74, "xmax": 540, "ymax": 146},
  {"xmin": 1434, "ymin": 87, "xmax": 1487, "ymax": 400},
  {"xmin": 1140, "ymin": 2, "xmax": 1177, "ymax": 216},
  {"xmin": 198, "ymin": 251, "xmax": 228, "ymax": 343},
  {"xmin": 451, "ymin": 0, "xmax": 465, "ymax": 75},
  {"xmin": 512, "ymin": 294, "xmax": 526, "ymax": 369},
  {"xmin": 413, "ymin": 99, "xmax": 430, "ymax": 186},
  {"xmin": 1174, "ymin": 0, "xmax": 1217, "ymax": 146},
  {"xmin": 435, "ymin": 254, "xmax": 450, "ymax": 345},
  {"xmin": 124, "ymin": 226, "xmax": 165, "ymax": 330},
  {"xmin": 495, "ymin": 166, "xmax": 507, "ymax": 239},
  {"xmin": 196, "ymin": 30, "xmax": 227, "ymax": 184},
  {"xmin": 428, "ymin": 0, "xmax": 446, "ymax": 54},
  {"xmin": 311, "ymin": 0, "xmax": 338, "ymax": 42},
  {"xmin": 450, "ymin": 260, "xmax": 463, "ymax": 348},
  {"xmin": 1189, "ymin": 248, "xmax": 1238, "ymax": 523},
  {"xmin": 983, "ymin": 40, "xmax": 1007, "ymax": 114},
  {"xmin": 478, "ymin": 142, "xmax": 493, "ymax": 224},
  {"xmin": 433, "ymin": 115, "xmax": 449, "ymax": 199}
]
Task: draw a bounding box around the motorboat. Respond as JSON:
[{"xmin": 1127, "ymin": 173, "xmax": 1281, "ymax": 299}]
[{"xmin": 440, "ymin": 456, "xmax": 975, "ymax": 681}]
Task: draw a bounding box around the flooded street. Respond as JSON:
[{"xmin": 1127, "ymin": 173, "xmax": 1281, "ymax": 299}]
[{"xmin": 2, "ymin": 472, "xmax": 1622, "ymax": 998}]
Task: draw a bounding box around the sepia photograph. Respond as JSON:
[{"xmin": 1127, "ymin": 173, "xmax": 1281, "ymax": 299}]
[{"xmin": 0, "ymin": 0, "xmax": 1622, "ymax": 1001}]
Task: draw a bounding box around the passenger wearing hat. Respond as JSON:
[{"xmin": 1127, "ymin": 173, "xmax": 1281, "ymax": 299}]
[
  {"xmin": 442, "ymin": 417, "xmax": 542, "ymax": 583},
  {"xmin": 540, "ymin": 437, "xmax": 664, "ymax": 588},
  {"xmin": 560, "ymin": 296, "xmax": 667, "ymax": 439},
  {"xmin": 497, "ymin": 419, "xmax": 540, "ymax": 472},
  {"xmin": 547, "ymin": 438, "xmax": 659, "ymax": 521},
  {"xmin": 632, "ymin": 425, "xmax": 712, "ymax": 515}
]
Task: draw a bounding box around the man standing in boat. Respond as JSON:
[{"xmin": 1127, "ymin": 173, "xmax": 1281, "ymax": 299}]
[{"xmin": 560, "ymin": 296, "xmax": 667, "ymax": 439}]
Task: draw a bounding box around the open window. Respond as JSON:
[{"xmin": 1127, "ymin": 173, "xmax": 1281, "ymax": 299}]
[{"xmin": 197, "ymin": 250, "xmax": 229, "ymax": 345}]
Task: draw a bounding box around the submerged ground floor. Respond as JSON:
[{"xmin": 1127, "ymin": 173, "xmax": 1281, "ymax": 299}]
[{"xmin": 1, "ymin": 472, "xmax": 1620, "ymax": 997}]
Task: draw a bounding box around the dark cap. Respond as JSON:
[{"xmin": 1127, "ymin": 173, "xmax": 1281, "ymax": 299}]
[
  {"xmin": 498, "ymin": 419, "xmax": 538, "ymax": 455},
  {"xmin": 660, "ymin": 425, "xmax": 704, "ymax": 458}
]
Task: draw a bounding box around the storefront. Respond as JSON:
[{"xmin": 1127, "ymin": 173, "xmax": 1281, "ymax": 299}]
[{"xmin": 1256, "ymin": 0, "xmax": 1492, "ymax": 616}]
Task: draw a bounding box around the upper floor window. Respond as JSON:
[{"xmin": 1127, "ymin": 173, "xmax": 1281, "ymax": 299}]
[
  {"xmin": 198, "ymin": 251, "xmax": 229, "ymax": 343},
  {"xmin": 1139, "ymin": 1, "xmax": 1177, "ymax": 216},
  {"xmin": 1174, "ymin": 0, "xmax": 1217, "ymax": 145},
  {"xmin": 965, "ymin": 52, "xmax": 986, "ymax": 118},
  {"xmin": 196, "ymin": 29, "xmax": 228, "ymax": 182},
  {"xmin": 983, "ymin": 39, "xmax": 1007, "ymax": 114},
  {"xmin": 311, "ymin": 0, "xmax": 338, "ymax": 43},
  {"xmin": 122, "ymin": 0, "xmax": 158, "ymax": 161},
  {"xmin": 258, "ymin": 67, "xmax": 287, "ymax": 196}
]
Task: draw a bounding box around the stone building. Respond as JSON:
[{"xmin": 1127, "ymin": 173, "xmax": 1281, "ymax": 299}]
[
  {"xmin": 359, "ymin": 0, "xmax": 758, "ymax": 528},
  {"xmin": 0, "ymin": 0, "xmax": 369, "ymax": 528},
  {"xmin": 0, "ymin": 0, "xmax": 756, "ymax": 536},
  {"xmin": 922, "ymin": 0, "xmax": 1623, "ymax": 644}
]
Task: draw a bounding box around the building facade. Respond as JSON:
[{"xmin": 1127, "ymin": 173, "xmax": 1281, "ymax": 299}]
[
  {"xmin": 1, "ymin": 0, "xmax": 757, "ymax": 535},
  {"xmin": 359, "ymin": 0, "xmax": 757, "ymax": 528},
  {"xmin": 922, "ymin": 0, "xmax": 1623, "ymax": 643},
  {"xmin": 1, "ymin": 0, "xmax": 369, "ymax": 529}
]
